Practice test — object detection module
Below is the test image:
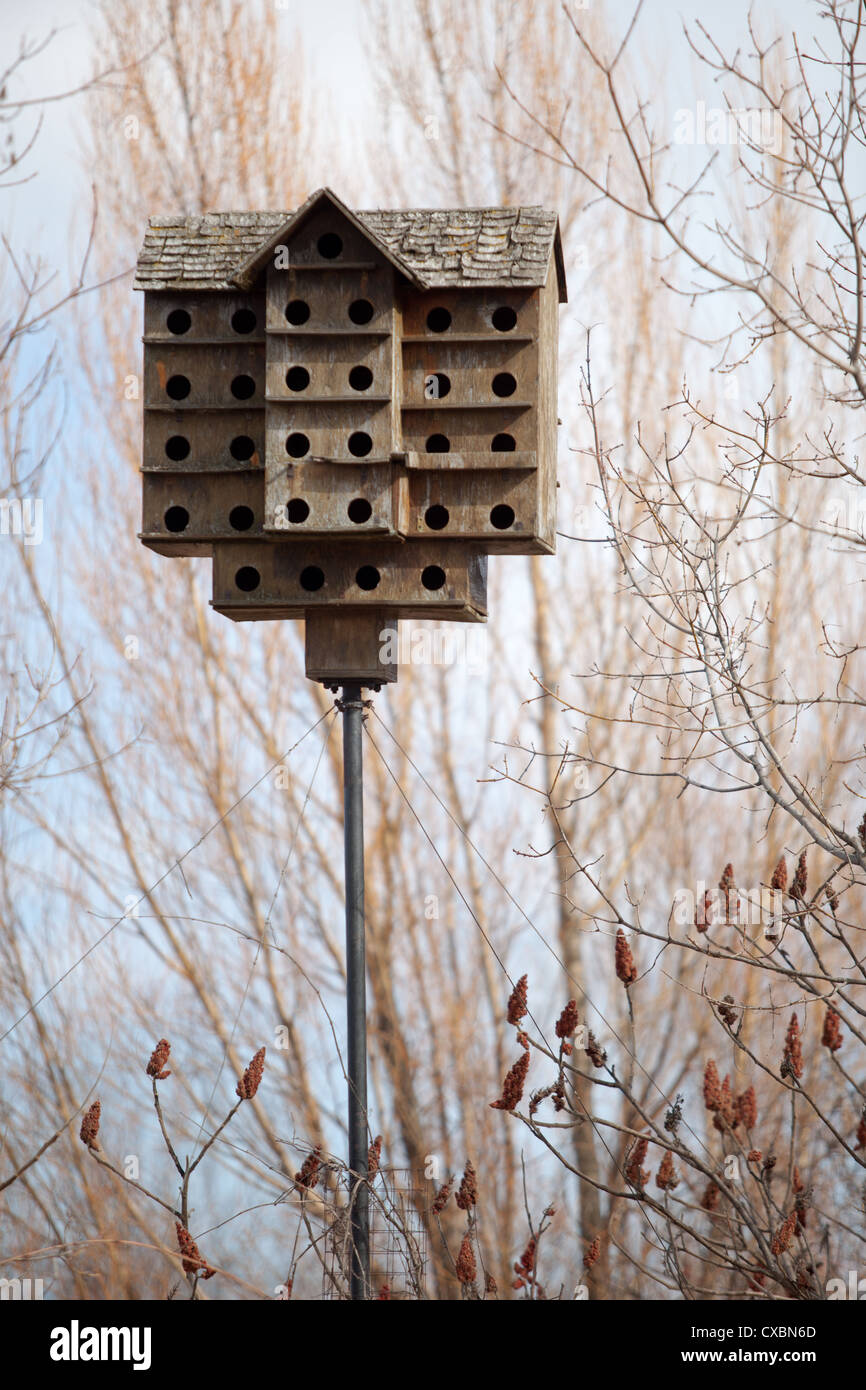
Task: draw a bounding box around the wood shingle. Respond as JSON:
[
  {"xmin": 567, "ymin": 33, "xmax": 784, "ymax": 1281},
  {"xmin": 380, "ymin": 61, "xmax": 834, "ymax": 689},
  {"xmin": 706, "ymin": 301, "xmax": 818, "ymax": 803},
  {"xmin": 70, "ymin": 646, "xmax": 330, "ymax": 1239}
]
[{"xmin": 134, "ymin": 187, "xmax": 566, "ymax": 300}]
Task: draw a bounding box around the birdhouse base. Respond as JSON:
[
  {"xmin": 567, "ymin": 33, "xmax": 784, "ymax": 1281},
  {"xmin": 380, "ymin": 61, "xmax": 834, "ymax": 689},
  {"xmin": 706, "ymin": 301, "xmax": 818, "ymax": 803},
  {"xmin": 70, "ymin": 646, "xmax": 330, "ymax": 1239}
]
[{"xmin": 305, "ymin": 609, "xmax": 398, "ymax": 687}]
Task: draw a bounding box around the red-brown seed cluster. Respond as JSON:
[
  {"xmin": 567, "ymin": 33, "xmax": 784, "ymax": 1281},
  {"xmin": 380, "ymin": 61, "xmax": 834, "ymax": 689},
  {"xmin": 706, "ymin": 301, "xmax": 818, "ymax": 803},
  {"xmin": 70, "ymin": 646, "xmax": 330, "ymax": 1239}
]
[
  {"xmin": 655, "ymin": 1151, "xmax": 679, "ymax": 1191},
  {"xmin": 432, "ymin": 1179, "xmax": 452, "ymax": 1214},
  {"xmin": 701, "ymin": 1182, "xmax": 721, "ymax": 1212},
  {"xmin": 719, "ymin": 863, "xmax": 736, "ymax": 919},
  {"xmin": 367, "ymin": 1135, "xmax": 382, "ymax": 1179},
  {"xmin": 855, "ymin": 1112, "xmax": 866, "ymax": 1151},
  {"xmin": 236, "ymin": 1046, "xmax": 266, "ymax": 1100},
  {"xmin": 822, "ymin": 1006, "xmax": 843, "ymax": 1053},
  {"xmin": 79, "ymin": 1100, "xmax": 101, "ymax": 1150},
  {"xmin": 713, "ymin": 1074, "xmax": 735, "ymax": 1131},
  {"xmin": 507, "ymin": 974, "xmax": 529, "ymax": 1026},
  {"xmin": 718, "ymin": 995, "xmax": 738, "ymax": 1027},
  {"xmin": 175, "ymin": 1221, "xmax": 215, "ymax": 1279},
  {"xmin": 485, "ymin": 1272, "xmax": 498, "ymax": 1296},
  {"xmin": 490, "ymin": 1050, "xmax": 530, "ymax": 1111},
  {"xmin": 791, "ymin": 851, "xmax": 808, "ymax": 901},
  {"xmin": 555, "ymin": 1000, "xmax": 579, "ymax": 1039},
  {"xmin": 736, "ymin": 1086, "xmax": 757, "ymax": 1131},
  {"xmin": 770, "ymin": 1211, "xmax": 797, "ymax": 1256},
  {"xmin": 584, "ymin": 1236, "xmax": 601, "ymax": 1271},
  {"xmin": 455, "ymin": 1232, "xmax": 476, "ymax": 1286},
  {"xmin": 747, "ymin": 1149, "xmax": 762, "ymax": 1163},
  {"xmin": 455, "ymin": 1161, "xmax": 478, "ymax": 1211},
  {"xmin": 770, "ymin": 856, "xmax": 788, "ymax": 893},
  {"xmin": 695, "ymin": 889, "xmax": 713, "ymax": 933},
  {"xmin": 703, "ymin": 1059, "xmax": 721, "ymax": 1112},
  {"xmin": 625, "ymin": 1137, "xmax": 649, "ymax": 1189},
  {"xmin": 294, "ymin": 1144, "xmax": 322, "ymax": 1191},
  {"xmin": 615, "ymin": 929, "xmax": 637, "ymax": 986},
  {"xmin": 512, "ymin": 1236, "xmax": 537, "ymax": 1290},
  {"xmin": 146, "ymin": 1038, "xmax": 171, "ymax": 1081},
  {"xmin": 377, "ymin": 1281, "xmax": 391, "ymax": 1300},
  {"xmin": 782, "ymin": 1015, "xmax": 803, "ymax": 1081}
]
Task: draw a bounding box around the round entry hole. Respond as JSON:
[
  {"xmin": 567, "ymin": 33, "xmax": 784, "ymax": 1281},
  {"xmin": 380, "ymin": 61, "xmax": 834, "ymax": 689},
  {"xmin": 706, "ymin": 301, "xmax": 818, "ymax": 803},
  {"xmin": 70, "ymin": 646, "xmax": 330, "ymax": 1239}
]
[
  {"xmin": 235, "ymin": 566, "xmax": 260, "ymax": 592},
  {"xmin": 300, "ymin": 565, "xmax": 325, "ymax": 592},
  {"xmin": 164, "ymin": 505, "xmax": 189, "ymax": 532},
  {"xmin": 422, "ymin": 565, "xmax": 446, "ymax": 591},
  {"xmin": 424, "ymin": 504, "xmax": 449, "ymax": 530},
  {"xmin": 166, "ymin": 308, "xmax": 191, "ymax": 335}
]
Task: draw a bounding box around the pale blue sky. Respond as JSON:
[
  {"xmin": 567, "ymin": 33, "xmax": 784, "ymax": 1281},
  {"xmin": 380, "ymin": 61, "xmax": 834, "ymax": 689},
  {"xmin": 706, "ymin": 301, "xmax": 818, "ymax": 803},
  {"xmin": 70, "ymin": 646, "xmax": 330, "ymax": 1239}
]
[{"xmin": 1, "ymin": 0, "xmax": 821, "ymax": 249}]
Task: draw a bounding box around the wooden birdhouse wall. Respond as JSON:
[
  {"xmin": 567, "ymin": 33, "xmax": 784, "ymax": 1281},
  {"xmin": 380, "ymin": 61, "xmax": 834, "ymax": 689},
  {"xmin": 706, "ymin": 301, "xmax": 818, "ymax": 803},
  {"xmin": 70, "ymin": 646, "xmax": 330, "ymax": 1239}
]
[
  {"xmin": 263, "ymin": 204, "xmax": 399, "ymax": 541},
  {"xmin": 396, "ymin": 280, "xmax": 556, "ymax": 555},
  {"xmin": 141, "ymin": 289, "xmax": 266, "ymax": 554},
  {"xmin": 211, "ymin": 539, "xmax": 487, "ymax": 623}
]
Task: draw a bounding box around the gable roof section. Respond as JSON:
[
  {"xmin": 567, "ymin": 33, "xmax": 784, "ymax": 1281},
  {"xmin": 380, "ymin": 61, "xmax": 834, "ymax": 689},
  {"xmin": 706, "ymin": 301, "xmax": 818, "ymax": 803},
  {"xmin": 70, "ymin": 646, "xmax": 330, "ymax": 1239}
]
[
  {"xmin": 360, "ymin": 205, "xmax": 566, "ymax": 302},
  {"xmin": 134, "ymin": 210, "xmax": 289, "ymax": 291},
  {"xmin": 134, "ymin": 188, "xmax": 567, "ymax": 301},
  {"xmin": 231, "ymin": 187, "xmax": 423, "ymax": 291}
]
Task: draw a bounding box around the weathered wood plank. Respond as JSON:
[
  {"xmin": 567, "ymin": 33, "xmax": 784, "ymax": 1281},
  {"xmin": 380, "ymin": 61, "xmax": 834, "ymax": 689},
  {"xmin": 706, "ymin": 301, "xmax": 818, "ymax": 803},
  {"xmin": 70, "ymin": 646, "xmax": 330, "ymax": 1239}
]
[{"xmin": 305, "ymin": 609, "xmax": 398, "ymax": 685}]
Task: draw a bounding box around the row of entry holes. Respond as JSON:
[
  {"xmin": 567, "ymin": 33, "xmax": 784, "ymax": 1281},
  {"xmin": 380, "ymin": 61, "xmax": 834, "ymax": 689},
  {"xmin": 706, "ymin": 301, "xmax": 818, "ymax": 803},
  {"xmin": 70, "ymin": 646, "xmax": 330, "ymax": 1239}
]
[
  {"xmin": 166, "ymin": 308, "xmax": 258, "ymax": 336},
  {"xmin": 164, "ymin": 366, "xmax": 514, "ymax": 403},
  {"xmin": 283, "ymin": 302, "xmax": 518, "ymax": 333},
  {"xmin": 286, "ymin": 499, "xmax": 371, "ymax": 524},
  {"xmin": 424, "ymin": 372, "xmax": 516, "ymax": 398},
  {"xmin": 427, "ymin": 306, "xmax": 517, "ymax": 333},
  {"xmin": 165, "ymin": 434, "xmax": 256, "ymax": 462},
  {"xmin": 285, "ymin": 299, "xmax": 373, "ymax": 326},
  {"xmin": 427, "ymin": 433, "xmax": 515, "ymax": 453},
  {"xmin": 287, "ymin": 431, "xmax": 372, "ymax": 458},
  {"xmin": 234, "ymin": 564, "xmax": 448, "ymax": 594},
  {"xmin": 163, "ymin": 431, "xmax": 515, "ymax": 461},
  {"xmin": 165, "ymin": 374, "xmax": 256, "ymax": 401},
  {"xmin": 283, "ymin": 498, "xmax": 513, "ymax": 529},
  {"xmin": 284, "ymin": 499, "xmax": 514, "ymax": 529},
  {"xmin": 164, "ymin": 505, "xmax": 254, "ymax": 533},
  {"xmin": 284, "ymin": 367, "xmax": 515, "ymax": 401},
  {"xmin": 164, "ymin": 370, "xmax": 513, "ymax": 405},
  {"xmin": 163, "ymin": 500, "xmax": 515, "ymax": 534},
  {"xmin": 163, "ymin": 301, "xmax": 518, "ymax": 337},
  {"xmin": 285, "ymin": 365, "xmax": 374, "ymax": 391},
  {"xmin": 424, "ymin": 503, "xmax": 515, "ymax": 530}
]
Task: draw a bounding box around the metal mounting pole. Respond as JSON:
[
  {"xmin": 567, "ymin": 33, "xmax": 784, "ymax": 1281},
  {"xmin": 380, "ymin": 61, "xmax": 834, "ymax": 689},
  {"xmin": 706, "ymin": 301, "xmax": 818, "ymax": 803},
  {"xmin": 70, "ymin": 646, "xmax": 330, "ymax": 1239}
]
[{"xmin": 339, "ymin": 680, "xmax": 370, "ymax": 1300}]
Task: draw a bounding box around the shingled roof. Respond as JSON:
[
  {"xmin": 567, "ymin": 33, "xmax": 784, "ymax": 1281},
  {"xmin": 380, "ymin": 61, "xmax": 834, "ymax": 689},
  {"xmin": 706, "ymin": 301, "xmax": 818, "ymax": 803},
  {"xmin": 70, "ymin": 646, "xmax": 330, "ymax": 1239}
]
[{"xmin": 134, "ymin": 187, "xmax": 567, "ymax": 301}]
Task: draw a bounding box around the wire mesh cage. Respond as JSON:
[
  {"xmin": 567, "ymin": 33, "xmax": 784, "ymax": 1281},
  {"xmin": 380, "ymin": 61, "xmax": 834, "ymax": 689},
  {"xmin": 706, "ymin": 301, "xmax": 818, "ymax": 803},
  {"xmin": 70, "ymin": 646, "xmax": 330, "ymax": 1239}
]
[{"xmin": 321, "ymin": 1167, "xmax": 428, "ymax": 1300}]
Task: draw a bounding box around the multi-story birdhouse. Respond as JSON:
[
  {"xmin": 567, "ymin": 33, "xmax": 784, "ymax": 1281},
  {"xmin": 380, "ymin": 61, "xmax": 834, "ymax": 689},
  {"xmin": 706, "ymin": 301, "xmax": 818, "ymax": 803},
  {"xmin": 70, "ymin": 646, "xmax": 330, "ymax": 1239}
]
[{"xmin": 135, "ymin": 188, "xmax": 565, "ymax": 683}]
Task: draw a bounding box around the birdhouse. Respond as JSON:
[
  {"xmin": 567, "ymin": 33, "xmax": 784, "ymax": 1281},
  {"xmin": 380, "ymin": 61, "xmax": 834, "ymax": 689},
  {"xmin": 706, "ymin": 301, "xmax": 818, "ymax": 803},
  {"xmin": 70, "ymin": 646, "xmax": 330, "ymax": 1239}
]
[{"xmin": 135, "ymin": 188, "xmax": 565, "ymax": 684}]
